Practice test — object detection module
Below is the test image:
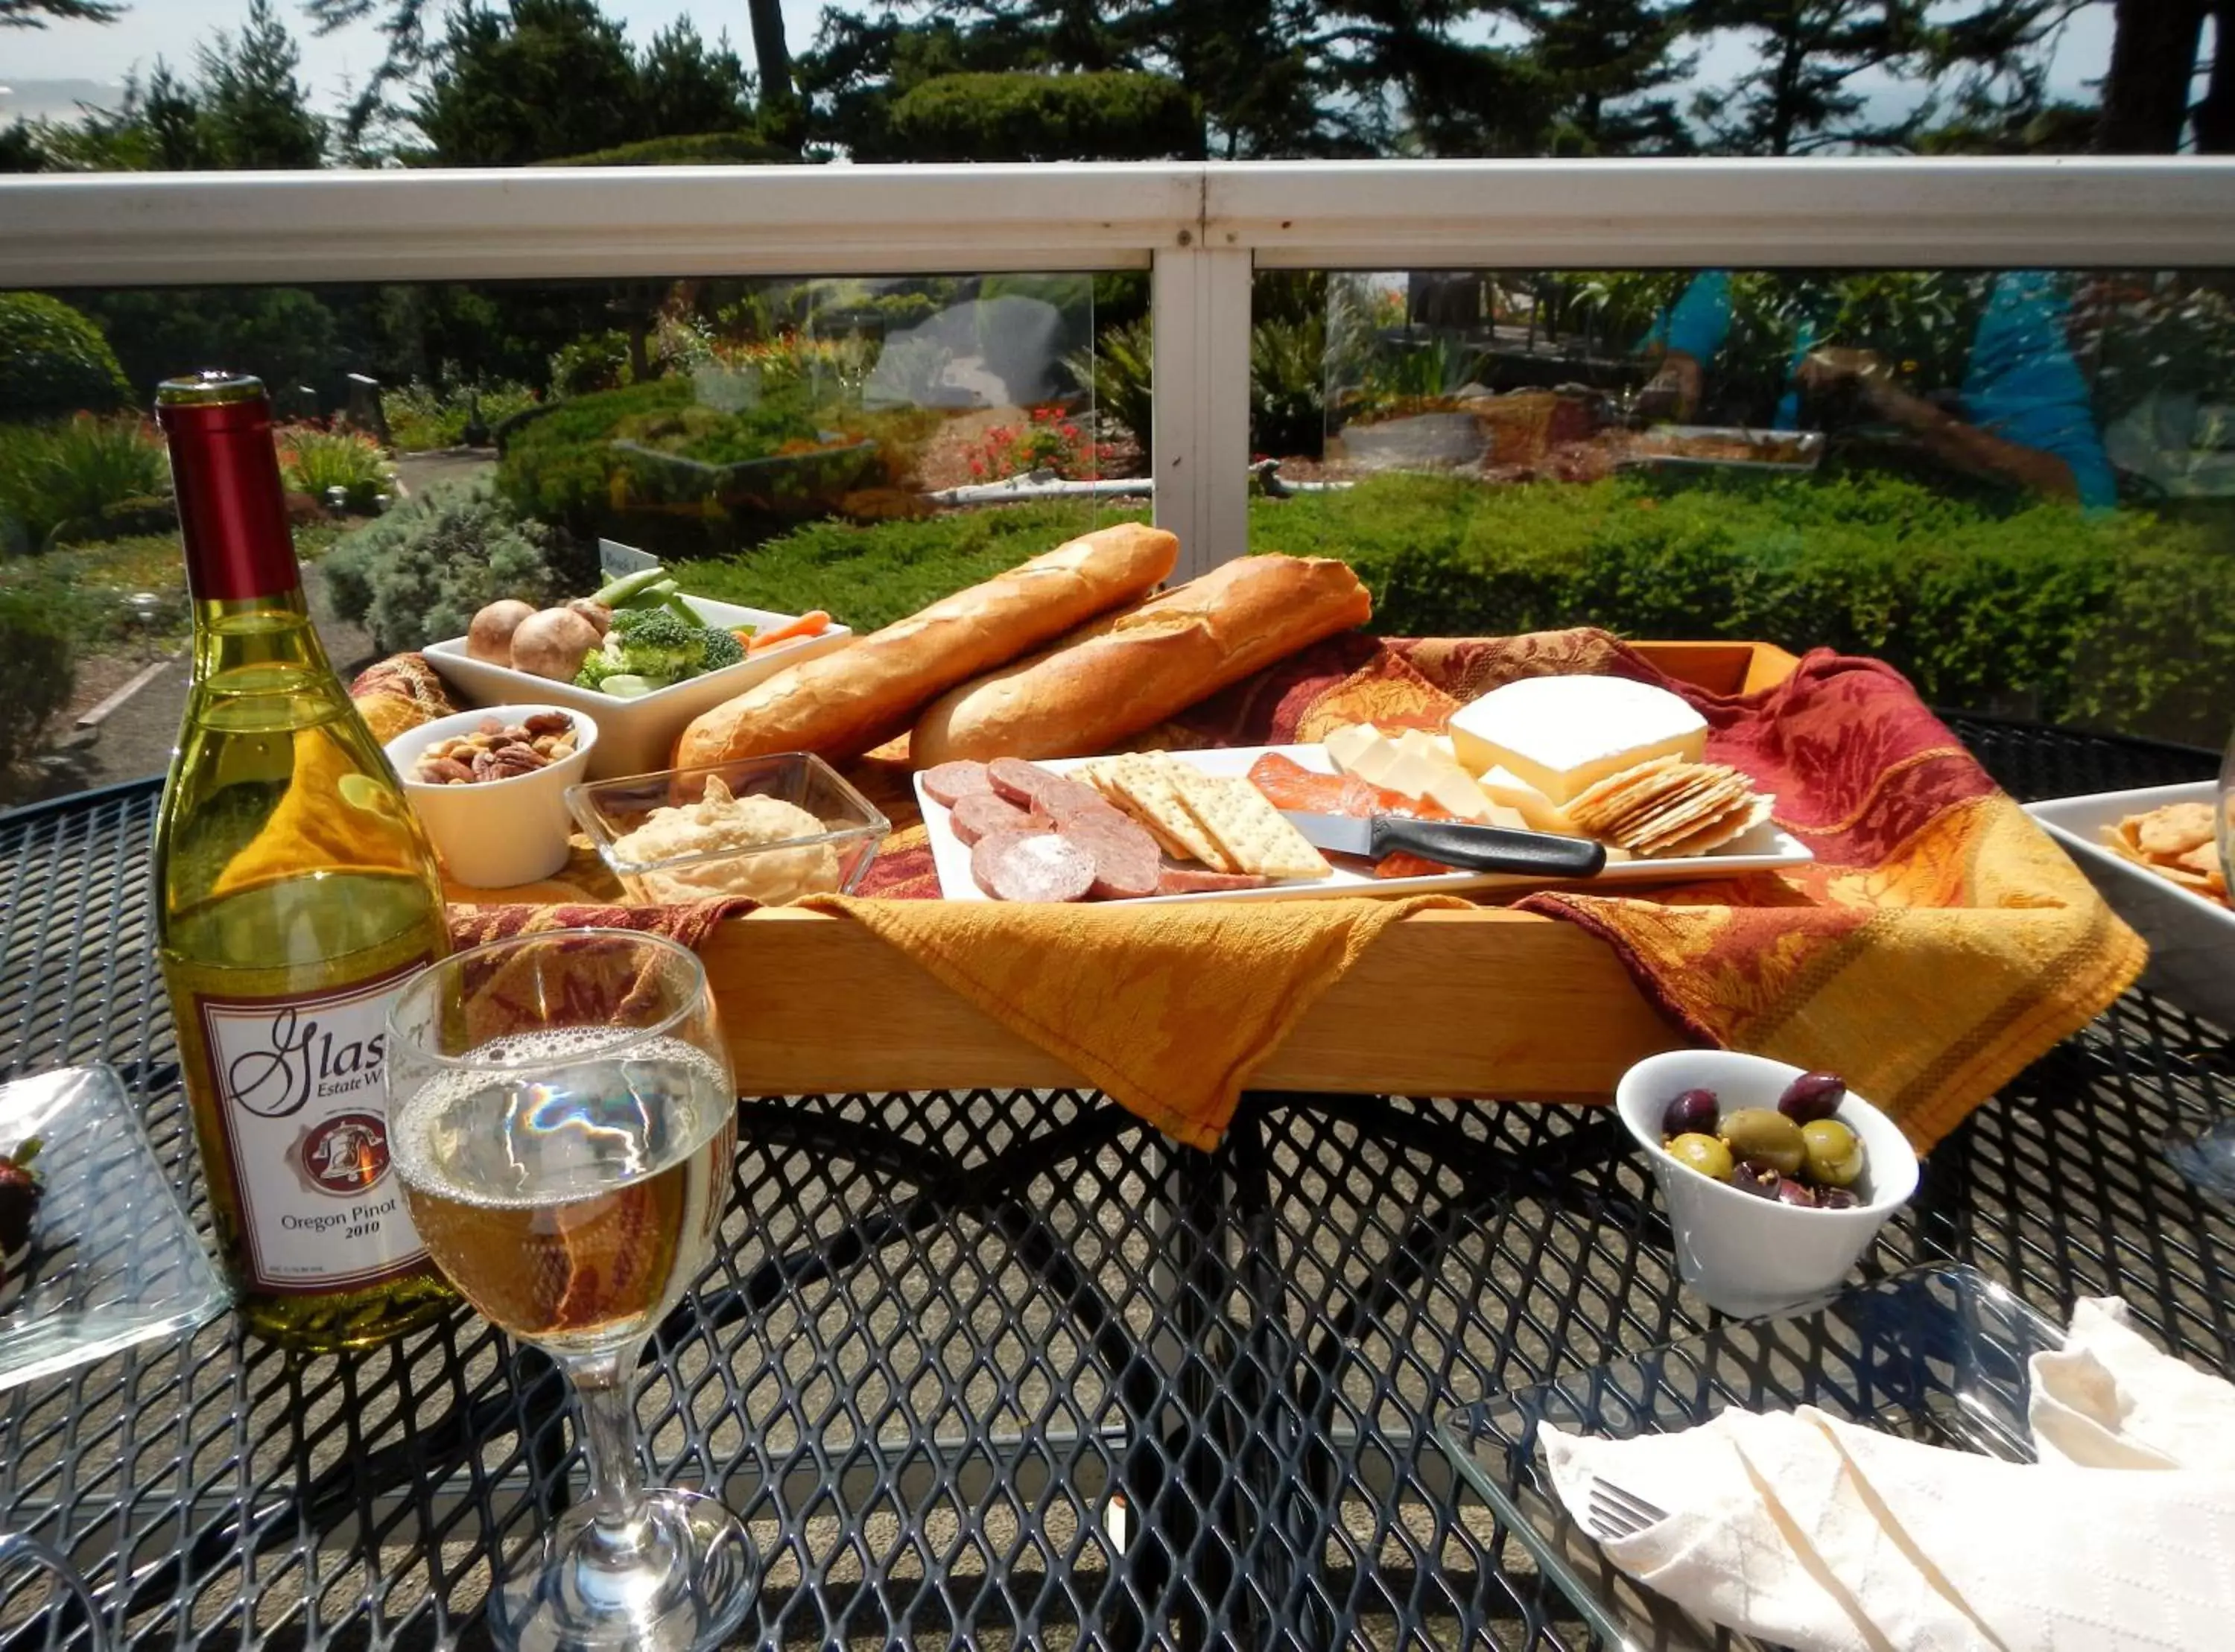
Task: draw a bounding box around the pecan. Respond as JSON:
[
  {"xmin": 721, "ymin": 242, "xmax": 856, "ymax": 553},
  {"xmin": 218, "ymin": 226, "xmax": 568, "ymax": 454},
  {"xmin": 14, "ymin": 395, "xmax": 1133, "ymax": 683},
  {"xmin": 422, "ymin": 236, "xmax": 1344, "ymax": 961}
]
[
  {"xmin": 522, "ymin": 712, "xmax": 573, "ymax": 737},
  {"xmin": 478, "ymin": 716, "xmax": 507, "ymax": 737},
  {"xmin": 416, "ymin": 756, "xmax": 476, "ymax": 786},
  {"xmin": 474, "ymin": 747, "xmax": 547, "ymax": 782}
]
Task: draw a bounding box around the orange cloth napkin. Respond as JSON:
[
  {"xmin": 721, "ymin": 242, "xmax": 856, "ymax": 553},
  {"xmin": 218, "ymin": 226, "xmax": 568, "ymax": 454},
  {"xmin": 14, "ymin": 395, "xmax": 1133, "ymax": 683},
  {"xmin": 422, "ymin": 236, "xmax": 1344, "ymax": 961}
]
[
  {"xmin": 357, "ymin": 628, "xmax": 2143, "ymax": 1154},
  {"xmin": 1119, "ymin": 627, "xmax": 2144, "ymax": 1151},
  {"xmin": 794, "ymin": 892, "xmax": 1462, "ymax": 1149}
]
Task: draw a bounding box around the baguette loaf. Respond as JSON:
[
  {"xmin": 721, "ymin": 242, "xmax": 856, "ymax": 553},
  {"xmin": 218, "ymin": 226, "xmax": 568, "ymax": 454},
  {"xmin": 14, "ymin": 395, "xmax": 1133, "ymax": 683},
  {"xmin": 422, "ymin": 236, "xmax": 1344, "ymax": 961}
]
[
  {"xmin": 674, "ymin": 522, "xmax": 1178, "ymax": 767},
  {"xmin": 908, "ymin": 554, "xmax": 1373, "ymax": 766}
]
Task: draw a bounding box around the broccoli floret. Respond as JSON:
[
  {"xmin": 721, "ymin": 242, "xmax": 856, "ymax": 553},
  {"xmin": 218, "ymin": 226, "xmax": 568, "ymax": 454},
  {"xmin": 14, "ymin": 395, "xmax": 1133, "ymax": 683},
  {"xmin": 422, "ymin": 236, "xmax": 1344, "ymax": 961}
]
[
  {"xmin": 573, "ymin": 648, "xmax": 633, "ymax": 690},
  {"xmin": 574, "ymin": 608, "xmax": 743, "ymax": 690},
  {"xmin": 697, "ymin": 625, "xmax": 745, "ymax": 671}
]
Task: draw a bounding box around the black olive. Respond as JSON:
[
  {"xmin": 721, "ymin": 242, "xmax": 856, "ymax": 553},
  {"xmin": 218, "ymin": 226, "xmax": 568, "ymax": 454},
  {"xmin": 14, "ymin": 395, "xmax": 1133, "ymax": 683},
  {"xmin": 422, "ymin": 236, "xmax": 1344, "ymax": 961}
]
[
  {"xmin": 1778, "ymin": 1071, "xmax": 1848, "ymax": 1125},
  {"xmin": 1661, "ymin": 1087, "xmax": 1720, "ymax": 1139}
]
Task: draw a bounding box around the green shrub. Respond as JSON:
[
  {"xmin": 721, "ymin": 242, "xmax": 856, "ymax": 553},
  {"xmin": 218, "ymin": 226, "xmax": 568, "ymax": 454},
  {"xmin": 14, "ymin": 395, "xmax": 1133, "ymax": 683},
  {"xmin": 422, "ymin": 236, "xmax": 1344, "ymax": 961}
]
[
  {"xmin": 1251, "ymin": 316, "xmax": 1326, "ymax": 459},
  {"xmin": 320, "ymin": 480, "xmax": 582, "ymax": 653},
  {"xmin": 548, "ymin": 332, "xmax": 633, "ymax": 398},
  {"xmin": 538, "ymin": 130, "xmax": 790, "ymax": 166},
  {"xmin": 674, "ymin": 501, "xmax": 1135, "ymax": 631},
  {"xmin": 0, "ymin": 293, "xmax": 131, "ymax": 422},
  {"xmin": 880, "ymin": 72, "xmax": 1205, "ymax": 163},
  {"xmin": 0, "ymin": 586, "xmax": 75, "ymax": 800},
  {"xmin": 277, "ymin": 426, "xmax": 394, "ymax": 512},
  {"xmin": 0, "ymin": 415, "xmax": 171, "ymax": 550},
  {"xmin": 675, "ymin": 469, "xmax": 2233, "ymax": 745},
  {"xmin": 1071, "ymin": 317, "xmax": 1153, "ymax": 457},
  {"xmin": 1255, "ymin": 469, "xmax": 2228, "ymax": 744},
  {"xmin": 383, "ymin": 380, "xmax": 541, "ymax": 451}
]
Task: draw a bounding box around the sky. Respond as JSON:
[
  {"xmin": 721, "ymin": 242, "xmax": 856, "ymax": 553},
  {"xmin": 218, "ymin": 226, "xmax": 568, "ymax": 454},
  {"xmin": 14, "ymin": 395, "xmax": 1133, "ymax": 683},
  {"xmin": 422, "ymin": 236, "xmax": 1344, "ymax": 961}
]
[{"xmin": 0, "ymin": 0, "xmax": 2124, "ymax": 129}]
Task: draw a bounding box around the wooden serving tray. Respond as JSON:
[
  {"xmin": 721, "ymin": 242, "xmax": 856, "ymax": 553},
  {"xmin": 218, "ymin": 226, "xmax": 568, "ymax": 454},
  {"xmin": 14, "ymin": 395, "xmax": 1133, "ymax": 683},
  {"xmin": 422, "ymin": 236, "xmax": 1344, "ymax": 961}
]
[{"xmin": 707, "ymin": 641, "xmax": 1799, "ymax": 1102}]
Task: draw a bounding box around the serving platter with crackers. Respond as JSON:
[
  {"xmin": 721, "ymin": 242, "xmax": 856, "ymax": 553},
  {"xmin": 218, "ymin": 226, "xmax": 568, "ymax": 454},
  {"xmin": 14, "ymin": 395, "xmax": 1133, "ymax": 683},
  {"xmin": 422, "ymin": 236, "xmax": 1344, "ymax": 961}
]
[
  {"xmin": 916, "ymin": 745, "xmax": 1812, "ymax": 906},
  {"xmin": 2026, "ymin": 781, "xmax": 2235, "ymax": 1027}
]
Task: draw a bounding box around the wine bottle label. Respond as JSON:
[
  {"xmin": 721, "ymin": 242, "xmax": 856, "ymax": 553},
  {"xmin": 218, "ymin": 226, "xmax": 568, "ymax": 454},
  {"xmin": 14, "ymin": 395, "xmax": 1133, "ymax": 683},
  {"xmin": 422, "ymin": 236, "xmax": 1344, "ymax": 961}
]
[{"xmin": 186, "ymin": 958, "xmax": 432, "ymax": 1293}]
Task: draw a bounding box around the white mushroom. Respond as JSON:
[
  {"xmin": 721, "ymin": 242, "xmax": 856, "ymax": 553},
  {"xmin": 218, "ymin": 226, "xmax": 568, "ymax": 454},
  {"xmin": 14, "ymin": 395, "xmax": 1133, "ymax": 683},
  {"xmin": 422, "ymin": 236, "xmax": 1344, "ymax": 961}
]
[
  {"xmin": 466, "ymin": 599, "xmax": 536, "ymax": 665},
  {"xmin": 509, "ymin": 607, "xmax": 602, "ymax": 682}
]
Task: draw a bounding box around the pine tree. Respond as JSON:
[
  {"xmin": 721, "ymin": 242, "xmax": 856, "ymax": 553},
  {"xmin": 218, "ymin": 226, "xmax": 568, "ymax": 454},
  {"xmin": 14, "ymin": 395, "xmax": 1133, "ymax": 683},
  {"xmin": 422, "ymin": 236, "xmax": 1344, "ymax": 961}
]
[
  {"xmin": 0, "ymin": 0, "xmax": 123, "ymax": 24},
  {"xmin": 197, "ymin": 0, "xmax": 328, "ymax": 168},
  {"xmin": 635, "ymin": 19, "xmax": 753, "ymax": 139},
  {"xmin": 1687, "ymin": 0, "xmax": 1930, "ymax": 154},
  {"xmin": 1529, "ymin": 0, "xmax": 1696, "ymax": 153},
  {"xmin": 306, "ymin": 0, "xmax": 796, "ymax": 147},
  {"xmin": 2093, "ymin": 0, "xmax": 2204, "ymax": 153},
  {"xmin": 411, "ymin": 0, "xmax": 643, "ymax": 165},
  {"xmin": 142, "ymin": 60, "xmax": 206, "ymax": 170}
]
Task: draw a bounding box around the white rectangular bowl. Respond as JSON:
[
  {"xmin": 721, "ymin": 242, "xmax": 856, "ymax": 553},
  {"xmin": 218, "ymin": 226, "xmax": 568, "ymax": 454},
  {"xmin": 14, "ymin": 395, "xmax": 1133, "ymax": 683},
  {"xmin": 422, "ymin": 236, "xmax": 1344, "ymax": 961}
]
[
  {"xmin": 918, "ymin": 743, "xmax": 1813, "ymax": 905},
  {"xmin": 423, "ymin": 594, "xmax": 850, "ymax": 780},
  {"xmin": 2026, "ymin": 781, "xmax": 2234, "ymax": 1030}
]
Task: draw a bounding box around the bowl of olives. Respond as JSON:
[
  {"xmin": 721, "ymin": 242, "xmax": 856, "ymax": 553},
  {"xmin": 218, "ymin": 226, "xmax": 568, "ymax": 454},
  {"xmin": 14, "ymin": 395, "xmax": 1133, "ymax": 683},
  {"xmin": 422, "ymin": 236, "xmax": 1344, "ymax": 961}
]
[{"xmin": 1614, "ymin": 1050, "xmax": 1919, "ymax": 1318}]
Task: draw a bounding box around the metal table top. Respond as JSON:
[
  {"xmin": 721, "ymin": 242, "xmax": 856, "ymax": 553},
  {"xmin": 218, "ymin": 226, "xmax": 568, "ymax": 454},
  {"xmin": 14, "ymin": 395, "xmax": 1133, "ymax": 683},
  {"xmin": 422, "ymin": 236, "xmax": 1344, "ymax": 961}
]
[{"xmin": 0, "ymin": 713, "xmax": 2223, "ymax": 1651}]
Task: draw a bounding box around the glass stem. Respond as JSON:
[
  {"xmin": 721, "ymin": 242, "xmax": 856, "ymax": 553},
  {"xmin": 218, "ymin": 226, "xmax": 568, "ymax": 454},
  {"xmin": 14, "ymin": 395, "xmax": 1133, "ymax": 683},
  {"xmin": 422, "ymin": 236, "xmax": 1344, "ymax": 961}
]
[{"xmin": 566, "ymin": 1347, "xmax": 650, "ymax": 1545}]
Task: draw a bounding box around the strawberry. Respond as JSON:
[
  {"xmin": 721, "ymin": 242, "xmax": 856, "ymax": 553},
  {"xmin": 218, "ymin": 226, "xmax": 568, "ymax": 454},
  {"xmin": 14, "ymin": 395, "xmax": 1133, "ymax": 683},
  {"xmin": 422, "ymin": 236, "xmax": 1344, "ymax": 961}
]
[{"xmin": 0, "ymin": 1137, "xmax": 44, "ymax": 1254}]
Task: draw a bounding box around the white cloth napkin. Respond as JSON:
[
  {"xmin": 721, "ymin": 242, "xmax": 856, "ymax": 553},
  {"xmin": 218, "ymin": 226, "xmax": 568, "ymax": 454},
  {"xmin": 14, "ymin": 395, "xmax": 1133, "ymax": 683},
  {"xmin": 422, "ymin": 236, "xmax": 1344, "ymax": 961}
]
[{"xmin": 1541, "ymin": 1297, "xmax": 2235, "ymax": 1651}]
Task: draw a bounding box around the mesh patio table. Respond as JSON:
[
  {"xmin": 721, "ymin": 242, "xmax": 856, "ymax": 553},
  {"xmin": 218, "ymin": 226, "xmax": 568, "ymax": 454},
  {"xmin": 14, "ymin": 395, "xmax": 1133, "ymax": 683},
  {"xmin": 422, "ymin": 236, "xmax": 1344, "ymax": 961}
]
[{"xmin": 0, "ymin": 712, "xmax": 2224, "ymax": 1651}]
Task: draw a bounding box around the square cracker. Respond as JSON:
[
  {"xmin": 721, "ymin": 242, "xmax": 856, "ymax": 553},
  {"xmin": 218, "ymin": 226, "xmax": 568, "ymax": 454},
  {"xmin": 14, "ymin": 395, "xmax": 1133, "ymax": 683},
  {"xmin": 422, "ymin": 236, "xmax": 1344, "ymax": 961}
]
[
  {"xmin": 1164, "ymin": 764, "xmax": 1332, "ymax": 880},
  {"xmin": 1100, "ymin": 753, "xmax": 1235, "ymax": 871}
]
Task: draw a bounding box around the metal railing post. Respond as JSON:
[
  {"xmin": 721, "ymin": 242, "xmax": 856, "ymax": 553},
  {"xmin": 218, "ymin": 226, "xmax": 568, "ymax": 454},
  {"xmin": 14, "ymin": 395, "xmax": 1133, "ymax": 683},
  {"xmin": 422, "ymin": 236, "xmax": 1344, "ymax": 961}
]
[{"xmin": 1151, "ymin": 242, "xmax": 1253, "ymax": 579}]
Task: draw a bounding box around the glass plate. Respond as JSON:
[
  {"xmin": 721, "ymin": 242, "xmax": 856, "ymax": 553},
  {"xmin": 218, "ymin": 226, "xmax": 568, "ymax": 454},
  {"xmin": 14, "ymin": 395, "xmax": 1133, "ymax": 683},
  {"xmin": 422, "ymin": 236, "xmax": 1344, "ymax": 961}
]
[
  {"xmin": 0, "ymin": 1065, "xmax": 229, "ymax": 1391},
  {"xmin": 1435, "ymin": 1265, "xmax": 2062, "ymax": 1652}
]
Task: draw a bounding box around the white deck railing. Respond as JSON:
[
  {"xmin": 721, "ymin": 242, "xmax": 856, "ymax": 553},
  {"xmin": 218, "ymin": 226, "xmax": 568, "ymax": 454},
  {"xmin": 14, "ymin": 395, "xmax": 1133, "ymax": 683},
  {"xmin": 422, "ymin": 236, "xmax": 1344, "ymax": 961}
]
[{"xmin": 7, "ymin": 159, "xmax": 2235, "ymax": 576}]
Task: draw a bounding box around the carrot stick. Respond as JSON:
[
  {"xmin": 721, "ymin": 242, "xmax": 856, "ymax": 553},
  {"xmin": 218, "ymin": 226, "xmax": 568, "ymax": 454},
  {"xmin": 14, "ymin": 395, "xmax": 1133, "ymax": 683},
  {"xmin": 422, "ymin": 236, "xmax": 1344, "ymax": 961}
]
[{"xmin": 747, "ymin": 610, "xmax": 831, "ymax": 651}]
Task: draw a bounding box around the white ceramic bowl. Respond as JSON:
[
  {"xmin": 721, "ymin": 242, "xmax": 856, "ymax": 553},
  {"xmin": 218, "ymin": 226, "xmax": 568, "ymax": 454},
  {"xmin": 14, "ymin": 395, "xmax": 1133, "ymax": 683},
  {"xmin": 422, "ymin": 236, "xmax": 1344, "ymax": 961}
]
[
  {"xmin": 385, "ymin": 705, "xmax": 599, "ymax": 889},
  {"xmin": 422, "ymin": 595, "xmax": 850, "ymax": 780},
  {"xmin": 1615, "ymin": 1049, "xmax": 1919, "ymax": 1318}
]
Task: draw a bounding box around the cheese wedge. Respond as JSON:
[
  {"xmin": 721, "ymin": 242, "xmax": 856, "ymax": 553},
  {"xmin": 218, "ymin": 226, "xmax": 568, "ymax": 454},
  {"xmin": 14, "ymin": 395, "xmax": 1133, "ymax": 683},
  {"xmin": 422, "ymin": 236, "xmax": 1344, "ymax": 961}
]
[
  {"xmin": 1479, "ymin": 765, "xmax": 1574, "ymax": 833},
  {"xmin": 1325, "ymin": 722, "xmax": 1494, "ymax": 820},
  {"xmin": 1448, "ymin": 676, "xmax": 1708, "ymax": 805},
  {"xmin": 1322, "ymin": 722, "xmax": 1384, "ymax": 775}
]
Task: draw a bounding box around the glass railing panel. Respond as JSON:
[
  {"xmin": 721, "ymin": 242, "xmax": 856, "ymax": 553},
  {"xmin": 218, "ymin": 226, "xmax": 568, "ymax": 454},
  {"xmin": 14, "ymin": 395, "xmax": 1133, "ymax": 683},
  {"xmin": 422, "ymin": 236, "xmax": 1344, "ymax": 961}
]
[
  {"xmin": 0, "ymin": 270, "xmax": 1147, "ymax": 802},
  {"xmin": 1249, "ymin": 264, "xmax": 2235, "ymax": 746}
]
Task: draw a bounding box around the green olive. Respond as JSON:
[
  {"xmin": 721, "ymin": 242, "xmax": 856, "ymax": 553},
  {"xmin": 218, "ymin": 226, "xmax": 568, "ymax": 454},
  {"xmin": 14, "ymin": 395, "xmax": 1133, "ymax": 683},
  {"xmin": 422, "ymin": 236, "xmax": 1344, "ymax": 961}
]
[
  {"xmin": 1800, "ymin": 1119, "xmax": 1865, "ymax": 1189},
  {"xmin": 1719, "ymin": 1108, "xmax": 1805, "ymax": 1177},
  {"xmin": 1665, "ymin": 1132, "xmax": 1734, "ymax": 1182}
]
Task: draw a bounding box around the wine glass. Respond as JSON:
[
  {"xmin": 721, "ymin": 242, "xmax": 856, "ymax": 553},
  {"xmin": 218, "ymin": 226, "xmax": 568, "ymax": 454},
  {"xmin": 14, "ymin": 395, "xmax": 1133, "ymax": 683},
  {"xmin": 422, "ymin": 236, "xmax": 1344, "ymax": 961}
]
[{"xmin": 384, "ymin": 930, "xmax": 749, "ymax": 1652}]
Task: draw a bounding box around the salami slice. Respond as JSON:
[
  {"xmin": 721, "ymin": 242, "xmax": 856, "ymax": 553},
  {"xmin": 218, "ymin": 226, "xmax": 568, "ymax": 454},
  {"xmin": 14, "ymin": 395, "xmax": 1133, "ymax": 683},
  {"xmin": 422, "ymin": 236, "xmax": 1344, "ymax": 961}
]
[
  {"xmin": 922, "ymin": 760, "xmax": 995, "ymax": 809},
  {"xmin": 986, "ymin": 757, "xmax": 1053, "ymax": 808},
  {"xmin": 971, "ymin": 829, "xmax": 1097, "ymax": 903},
  {"xmin": 1155, "ymin": 867, "xmax": 1275, "ymax": 895},
  {"xmin": 1058, "ymin": 812, "xmax": 1161, "ymax": 900},
  {"xmin": 1033, "ymin": 777, "xmax": 1110, "ymax": 821},
  {"xmin": 949, "ymin": 792, "xmax": 1048, "ymax": 846}
]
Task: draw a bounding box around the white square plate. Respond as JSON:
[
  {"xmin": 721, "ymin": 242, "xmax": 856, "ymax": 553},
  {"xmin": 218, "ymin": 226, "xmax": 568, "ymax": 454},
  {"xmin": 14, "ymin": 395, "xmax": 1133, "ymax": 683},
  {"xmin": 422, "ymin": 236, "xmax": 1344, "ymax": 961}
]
[
  {"xmin": 424, "ymin": 594, "xmax": 850, "ymax": 780},
  {"xmin": 2026, "ymin": 781, "xmax": 2233, "ymax": 1028},
  {"xmin": 916, "ymin": 743, "xmax": 1813, "ymax": 905}
]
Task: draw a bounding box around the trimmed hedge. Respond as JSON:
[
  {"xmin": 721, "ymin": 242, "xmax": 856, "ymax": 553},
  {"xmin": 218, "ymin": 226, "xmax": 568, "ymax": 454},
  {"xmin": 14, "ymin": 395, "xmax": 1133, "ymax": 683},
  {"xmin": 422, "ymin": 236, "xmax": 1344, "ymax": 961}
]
[
  {"xmin": 1, "ymin": 293, "xmax": 130, "ymax": 422},
  {"xmin": 883, "ymin": 72, "xmax": 1205, "ymax": 163},
  {"xmin": 539, "ymin": 130, "xmax": 790, "ymax": 166},
  {"xmin": 674, "ymin": 471, "xmax": 2234, "ymax": 746}
]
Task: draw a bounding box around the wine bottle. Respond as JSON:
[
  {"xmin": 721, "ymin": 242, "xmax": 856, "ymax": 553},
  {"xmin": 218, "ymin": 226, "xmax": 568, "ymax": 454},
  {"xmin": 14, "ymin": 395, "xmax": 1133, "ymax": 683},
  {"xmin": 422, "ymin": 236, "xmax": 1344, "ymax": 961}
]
[{"xmin": 152, "ymin": 370, "xmax": 454, "ymax": 1351}]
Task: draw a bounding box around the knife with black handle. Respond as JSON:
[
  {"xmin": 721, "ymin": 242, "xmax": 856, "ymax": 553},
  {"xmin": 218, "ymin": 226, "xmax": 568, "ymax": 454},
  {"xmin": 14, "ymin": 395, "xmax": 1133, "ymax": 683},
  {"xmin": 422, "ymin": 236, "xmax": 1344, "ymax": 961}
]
[{"xmin": 1282, "ymin": 809, "xmax": 1608, "ymax": 877}]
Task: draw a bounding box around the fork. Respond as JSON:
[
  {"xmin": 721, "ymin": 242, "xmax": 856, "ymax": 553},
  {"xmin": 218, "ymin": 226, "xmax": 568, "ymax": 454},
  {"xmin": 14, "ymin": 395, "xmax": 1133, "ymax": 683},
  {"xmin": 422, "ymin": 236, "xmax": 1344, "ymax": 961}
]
[{"xmin": 1584, "ymin": 1474, "xmax": 1670, "ymax": 1543}]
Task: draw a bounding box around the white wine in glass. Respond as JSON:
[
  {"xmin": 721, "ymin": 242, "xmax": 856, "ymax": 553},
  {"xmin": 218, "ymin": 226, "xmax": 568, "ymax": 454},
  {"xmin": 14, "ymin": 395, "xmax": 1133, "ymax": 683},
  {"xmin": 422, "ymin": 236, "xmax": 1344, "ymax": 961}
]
[{"xmin": 386, "ymin": 931, "xmax": 750, "ymax": 1652}]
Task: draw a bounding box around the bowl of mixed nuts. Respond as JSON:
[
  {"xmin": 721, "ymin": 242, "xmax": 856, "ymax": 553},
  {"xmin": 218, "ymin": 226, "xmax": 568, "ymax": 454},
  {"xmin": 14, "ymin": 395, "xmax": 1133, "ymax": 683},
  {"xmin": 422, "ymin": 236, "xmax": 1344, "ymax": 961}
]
[{"xmin": 384, "ymin": 705, "xmax": 600, "ymax": 889}]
